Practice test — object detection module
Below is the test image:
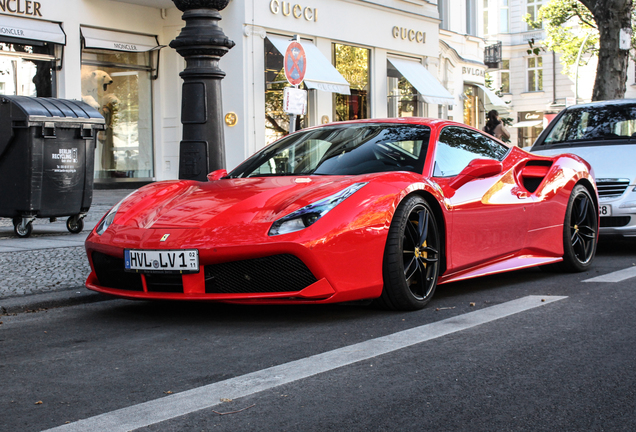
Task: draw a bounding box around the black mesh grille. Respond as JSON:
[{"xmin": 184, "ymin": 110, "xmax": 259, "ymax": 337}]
[
  {"xmin": 145, "ymin": 274, "xmax": 184, "ymax": 293},
  {"xmin": 205, "ymin": 254, "xmax": 318, "ymax": 294},
  {"xmin": 92, "ymin": 252, "xmax": 143, "ymax": 291},
  {"xmin": 597, "ymin": 180, "xmax": 629, "ymax": 198},
  {"xmin": 600, "ymin": 216, "xmax": 631, "ymax": 227}
]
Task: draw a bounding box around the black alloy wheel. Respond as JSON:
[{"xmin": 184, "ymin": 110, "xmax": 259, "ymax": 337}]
[
  {"xmin": 559, "ymin": 184, "xmax": 597, "ymax": 272},
  {"xmin": 377, "ymin": 196, "xmax": 441, "ymax": 310}
]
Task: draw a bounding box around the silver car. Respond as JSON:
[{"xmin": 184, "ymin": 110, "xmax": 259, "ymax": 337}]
[{"xmin": 531, "ymin": 99, "xmax": 636, "ymax": 238}]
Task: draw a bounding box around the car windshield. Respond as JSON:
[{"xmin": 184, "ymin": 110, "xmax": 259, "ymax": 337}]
[
  {"xmin": 542, "ymin": 104, "xmax": 636, "ymax": 145},
  {"xmin": 229, "ymin": 124, "xmax": 431, "ymax": 177}
]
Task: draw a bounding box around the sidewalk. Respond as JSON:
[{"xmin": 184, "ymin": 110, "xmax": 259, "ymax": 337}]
[{"xmin": 0, "ymin": 189, "xmax": 136, "ymax": 314}]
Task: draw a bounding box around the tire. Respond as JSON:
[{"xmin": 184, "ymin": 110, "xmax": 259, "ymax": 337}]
[
  {"xmin": 376, "ymin": 196, "xmax": 441, "ymax": 311},
  {"xmin": 66, "ymin": 215, "xmax": 84, "ymax": 234},
  {"xmin": 14, "ymin": 220, "xmax": 33, "ymax": 238},
  {"xmin": 558, "ymin": 184, "xmax": 598, "ymax": 272}
]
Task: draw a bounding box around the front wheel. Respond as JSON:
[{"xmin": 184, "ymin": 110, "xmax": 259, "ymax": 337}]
[
  {"xmin": 558, "ymin": 184, "xmax": 598, "ymax": 272},
  {"xmin": 376, "ymin": 196, "xmax": 441, "ymax": 311},
  {"xmin": 14, "ymin": 219, "xmax": 33, "ymax": 238}
]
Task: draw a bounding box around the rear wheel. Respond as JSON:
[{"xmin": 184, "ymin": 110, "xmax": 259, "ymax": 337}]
[
  {"xmin": 558, "ymin": 184, "xmax": 597, "ymax": 272},
  {"xmin": 376, "ymin": 196, "xmax": 441, "ymax": 311}
]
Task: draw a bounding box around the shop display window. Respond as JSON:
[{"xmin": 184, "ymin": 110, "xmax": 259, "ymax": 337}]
[
  {"xmin": 333, "ymin": 43, "xmax": 369, "ymax": 122},
  {"xmin": 82, "ymin": 49, "xmax": 153, "ymax": 180},
  {"xmin": 463, "ymin": 84, "xmax": 484, "ymax": 128},
  {"xmin": 0, "ymin": 41, "xmax": 55, "ymax": 97},
  {"xmin": 264, "ymin": 37, "xmax": 308, "ymax": 145},
  {"xmin": 387, "ymin": 60, "xmax": 421, "ymax": 118}
]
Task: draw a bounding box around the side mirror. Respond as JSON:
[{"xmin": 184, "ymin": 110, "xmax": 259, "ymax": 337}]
[
  {"xmin": 449, "ymin": 159, "xmax": 503, "ymax": 190},
  {"xmin": 207, "ymin": 169, "xmax": 227, "ymax": 181}
]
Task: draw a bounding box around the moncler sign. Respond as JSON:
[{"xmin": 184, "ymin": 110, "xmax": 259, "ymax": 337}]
[{"xmin": 0, "ymin": 0, "xmax": 43, "ymax": 17}]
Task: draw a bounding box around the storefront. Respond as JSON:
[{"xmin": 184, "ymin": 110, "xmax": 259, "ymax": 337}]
[
  {"xmin": 0, "ymin": 0, "xmax": 449, "ymax": 185},
  {"xmin": 232, "ymin": 0, "xmax": 448, "ymax": 166},
  {"xmin": 513, "ymin": 111, "xmax": 544, "ymax": 148},
  {"xmin": 438, "ymin": 36, "xmax": 504, "ymax": 131}
]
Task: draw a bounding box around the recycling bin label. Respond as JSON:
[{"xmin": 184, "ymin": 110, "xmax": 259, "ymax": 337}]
[{"xmin": 50, "ymin": 148, "xmax": 79, "ymax": 173}]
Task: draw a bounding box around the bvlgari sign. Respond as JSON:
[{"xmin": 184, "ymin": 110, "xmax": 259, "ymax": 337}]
[{"xmin": 0, "ymin": 0, "xmax": 43, "ymax": 17}]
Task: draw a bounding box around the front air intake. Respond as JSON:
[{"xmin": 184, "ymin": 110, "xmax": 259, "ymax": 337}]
[{"xmin": 204, "ymin": 254, "xmax": 318, "ymax": 294}]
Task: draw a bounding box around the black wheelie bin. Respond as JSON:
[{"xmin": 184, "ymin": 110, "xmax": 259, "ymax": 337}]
[{"xmin": 0, "ymin": 96, "xmax": 105, "ymax": 237}]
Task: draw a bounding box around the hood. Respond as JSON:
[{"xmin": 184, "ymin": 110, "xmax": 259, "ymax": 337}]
[
  {"xmin": 114, "ymin": 176, "xmax": 370, "ymax": 230},
  {"xmin": 531, "ymin": 144, "xmax": 636, "ymax": 183}
]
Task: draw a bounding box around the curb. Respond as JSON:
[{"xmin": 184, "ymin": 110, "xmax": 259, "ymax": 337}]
[{"xmin": 0, "ymin": 287, "xmax": 114, "ymax": 315}]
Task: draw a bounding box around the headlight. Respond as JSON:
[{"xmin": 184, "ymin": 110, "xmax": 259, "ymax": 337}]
[
  {"xmin": 95, "ymin": 191, "xmax": 136, "ymax": 235},
  {"xmin": 269, "ymin": 182, "xmax": 368, "ymax": 236}
]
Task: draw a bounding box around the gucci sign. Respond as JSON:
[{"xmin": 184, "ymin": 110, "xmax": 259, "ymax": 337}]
[
  {"xmin": 392, "ymin": 26, "xmax": 426, "ymax": 44},
  {"xmin": 270, "ymin": 0, "xmax": 317, "ymax": 22}
]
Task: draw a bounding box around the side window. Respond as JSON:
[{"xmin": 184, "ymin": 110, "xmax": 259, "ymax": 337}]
[{"xmin": 433, "ymin": 127, "xmax": 509, "ymax": 177}]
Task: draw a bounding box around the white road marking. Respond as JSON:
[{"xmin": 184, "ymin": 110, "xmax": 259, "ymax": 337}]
[
  {"xmin": 44, "ymin": 295, "xmax": 566, "ymax": 432},
  {"xmin": 583, "ymin": 266, "xmax": 636, "ymax": 283}
]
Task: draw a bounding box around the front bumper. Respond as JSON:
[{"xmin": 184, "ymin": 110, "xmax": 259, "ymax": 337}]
[{"xmin": 599, "ymin": 187, "xmax": 636, "ymax": 237}]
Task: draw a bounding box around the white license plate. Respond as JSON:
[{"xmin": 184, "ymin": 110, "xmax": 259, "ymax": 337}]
[
  {"xmin": 600, "ymin": 204, "xmax": 612, "ymax": 217},
  {"xmin": 124, "ymin": 249, "xmax": 199, "ymax": 274}
]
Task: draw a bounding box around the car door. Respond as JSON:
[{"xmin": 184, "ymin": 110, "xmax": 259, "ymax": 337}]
[{"xmin": 432, "ymin": 126, "xmax": 533, "ymax": 271}]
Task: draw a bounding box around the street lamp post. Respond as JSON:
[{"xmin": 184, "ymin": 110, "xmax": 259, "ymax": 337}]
[{"xmin": 170, "ymin": 0, "xmax": 235, "ymax": 181}]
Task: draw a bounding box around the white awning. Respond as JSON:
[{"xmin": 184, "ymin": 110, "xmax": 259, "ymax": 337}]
[
  {"xmin": 0, "ymin": 15, "xmax": 65, "ymax": 45},
  {"xmin": 474, "ymin": 83, "xmax": 508, "ymax": 109},
  {"xmin": 388, "ymin": 57, "xmax": 455, "ymax": 106},
  {"xmin": 267, "ymin": 35, "xmax": 351, "ymax": 95},
  {"xmin": 511, "ymin": 120, "xmax": 543, "ymax": 128},
  {"xmin": 81, "ymin": 27, "xmax": 160, "ymax": 52}
]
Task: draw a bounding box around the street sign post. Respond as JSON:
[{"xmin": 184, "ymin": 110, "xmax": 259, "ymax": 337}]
[
  {"xmin": 284, "ymin": 40, "xmax": 306, "ymax": 86},
  {"xmin": 283, "ymin": 36, "xmax": 307, "ymax": 133}
]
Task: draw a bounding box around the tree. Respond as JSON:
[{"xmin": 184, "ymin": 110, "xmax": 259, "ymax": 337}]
[
  {"xmin": 529, "ymin": 0, "xmax": 634, "ymax": 101},
  {"xmin": 581, "ymin": 0, "xmax": 633, "ymax": 100}
]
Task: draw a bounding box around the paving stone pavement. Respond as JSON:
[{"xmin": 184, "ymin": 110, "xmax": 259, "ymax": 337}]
[
  {"xmin": 0, "ymin": 246, "xmax": 89, "ymax": 297},
  {"xmin": 0, "ymin": 189, "xmax": 136, "ymax": 306}
]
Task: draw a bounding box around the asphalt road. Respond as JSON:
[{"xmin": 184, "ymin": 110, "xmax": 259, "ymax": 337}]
[{"xmin": 1, "ymin": 238, "xmax": 635, "ymax": 432}]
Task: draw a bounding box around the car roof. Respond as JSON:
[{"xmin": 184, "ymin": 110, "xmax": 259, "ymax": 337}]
[{"xmin": 564, "ymin": 99, "xmax": 636, "ymax": 110}]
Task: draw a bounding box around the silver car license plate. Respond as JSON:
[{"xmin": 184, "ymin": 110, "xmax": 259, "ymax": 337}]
[{"xmin": 124, "ymin": 249, "xmax": 199, "ymax": 274}]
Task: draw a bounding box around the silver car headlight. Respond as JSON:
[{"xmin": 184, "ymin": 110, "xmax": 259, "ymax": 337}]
[
  {"xmin": 95, "ymin": 191, "xmax": 136, "ymax": 235},
  {"xmin": 269, "ymin": 182, "xmax": 368, "ymax": 236}
]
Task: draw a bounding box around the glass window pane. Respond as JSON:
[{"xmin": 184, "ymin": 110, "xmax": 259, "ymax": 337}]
[
  {"xmin": 537, "ymin": 69, "xmax": 543, "ymax": 90},
  {"xmin": 528, "ymin": 57, "xmax": 535, "ymax": 68},
  {"xmin": 528, "ymin": 71, "xmax": 535, "ymax": 91},
  {"xmin": 500, "ymin": 8, "xmax": 509, "ymax": 33},
  {"xmin": 334, "ymin": 44, "xmax": 369, "ymax": 121},
  {"xmin": 82, "ymin": 51, "xmax": 154, "ymax": 180},
  {"xmin": 501, "ymin": 72, "xmax": 510, "ymax": 93},
  {"xmin": 0, "ymin": 43, "xmax": 55, "ymax": 97},
  {"xmin": 264, "ymin": 38, "xmax": 308, "ymax": 145},
  {"xmin": 387, "ymin": 60, "xmax": 420, "ymax": 118}
]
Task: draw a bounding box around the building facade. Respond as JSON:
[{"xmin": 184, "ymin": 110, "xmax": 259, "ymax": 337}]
[
  {"xmin": 437, "ymin": 0, "xmax": 505, "ymax": 130},
  {"xmin": 480, "ymin": 0, "xmax": 636, "ymax": 147},
  {"xmin": 0, "ymin": 0, "xmax": 471, "ymax": 187}
]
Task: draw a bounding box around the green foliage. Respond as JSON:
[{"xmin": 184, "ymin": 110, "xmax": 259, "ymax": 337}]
[
  {"xmin": 523, "ymin": 0, "xmax": 636, "ymax": 76},
  {"xmin": 334, "ymin": 44, "xmax": 369, "ymax": 90}
]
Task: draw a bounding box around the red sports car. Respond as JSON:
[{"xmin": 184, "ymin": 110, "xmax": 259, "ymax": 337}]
[{"xmin": 85, "ymin": 119, "xmax": 598, "ymax": 310}]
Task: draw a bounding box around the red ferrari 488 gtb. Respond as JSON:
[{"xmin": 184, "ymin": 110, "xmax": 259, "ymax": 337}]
[{"xmin": 85, "ymin": 119, "xmax": 598, "ymax": 310}]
